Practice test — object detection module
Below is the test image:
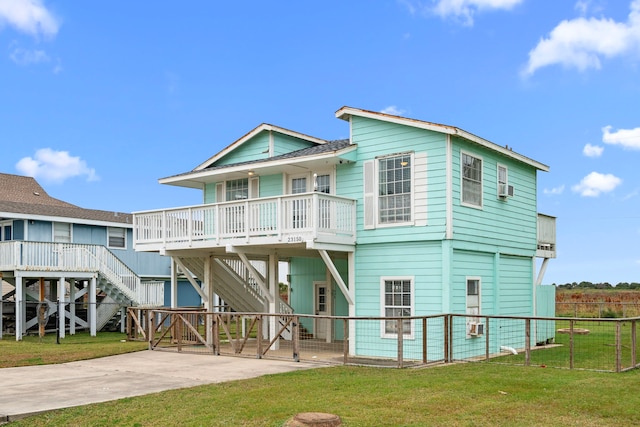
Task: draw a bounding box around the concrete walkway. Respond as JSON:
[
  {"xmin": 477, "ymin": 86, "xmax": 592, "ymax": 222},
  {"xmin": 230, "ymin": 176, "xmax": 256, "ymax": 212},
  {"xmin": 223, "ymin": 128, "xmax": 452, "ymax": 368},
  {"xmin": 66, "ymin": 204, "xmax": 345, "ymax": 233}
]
[{"xmin": 0, "ymin": 350, "xmax": 319, "ymax": 423}]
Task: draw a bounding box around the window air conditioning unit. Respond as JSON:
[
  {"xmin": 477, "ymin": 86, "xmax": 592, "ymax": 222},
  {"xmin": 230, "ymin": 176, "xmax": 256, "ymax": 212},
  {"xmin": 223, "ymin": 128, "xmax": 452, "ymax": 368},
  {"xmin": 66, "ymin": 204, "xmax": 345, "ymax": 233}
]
[
  {"xmin": 469, "ymin": 322, "xmax": 484, "ymax": 336},
  {"xmin": 499, "ymin": 184, "xmax": 514, "ymax": 198}
]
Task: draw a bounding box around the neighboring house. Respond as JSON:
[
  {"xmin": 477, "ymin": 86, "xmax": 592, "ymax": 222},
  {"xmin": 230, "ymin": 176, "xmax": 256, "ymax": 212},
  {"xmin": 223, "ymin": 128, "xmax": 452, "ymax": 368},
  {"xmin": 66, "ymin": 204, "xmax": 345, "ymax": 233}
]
[
  {"xmin": 133, "ymin": 106, "xmax": 556, "ymax": 358},
  {"xmin": 0, "ymin": 173, "xmax": 169, "ymax": 340}
]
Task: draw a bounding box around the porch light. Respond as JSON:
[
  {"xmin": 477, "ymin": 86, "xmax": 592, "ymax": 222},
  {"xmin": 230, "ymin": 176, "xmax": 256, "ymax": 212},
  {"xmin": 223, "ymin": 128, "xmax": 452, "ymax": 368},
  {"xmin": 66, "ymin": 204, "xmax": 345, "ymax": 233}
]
[{"xmin": 248, "ymin": 171, "xmax": 255, "ymax": 176}]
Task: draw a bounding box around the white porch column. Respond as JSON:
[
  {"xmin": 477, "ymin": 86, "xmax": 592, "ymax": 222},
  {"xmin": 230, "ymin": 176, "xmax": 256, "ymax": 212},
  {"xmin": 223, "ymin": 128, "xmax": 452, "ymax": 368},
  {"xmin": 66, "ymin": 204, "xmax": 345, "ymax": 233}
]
[
  {"xmin": 15, "ymin": 275, "xmax": 23, "ymax": 341},
  {"xmin": 348, "ymin": 251, "xmax": 355, "ymax": 355},
  {"xmin": 69, "ymin": 279, "xmax": 76, "ymax": 335},
  {"xmin": 58, "ymin": 277, "xmax": 66, "ymax": 339},
  {"xmin": 204, "ymin": 255, "xmax": 214, "ymax": 346},
  {"xmin": 268, "ymin": 253, "xmax": 279, "ymax": 349},
  {"xmin": 171, "ymin": 258, "xmax": 178, "ymax": 308},
  {"xmin": 89, "ymin": 276, "xmax": 97, "ymax": 336}
]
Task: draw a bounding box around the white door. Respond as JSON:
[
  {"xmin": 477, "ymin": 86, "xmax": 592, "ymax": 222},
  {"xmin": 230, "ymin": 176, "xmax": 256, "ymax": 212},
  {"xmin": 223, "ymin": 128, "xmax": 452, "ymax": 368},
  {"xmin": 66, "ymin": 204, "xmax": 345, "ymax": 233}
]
[
  {"xmin": 290, "ymin": 176, "xmax": 308, "ymax": 229},
  {"xmin": 314, "ymin": 281, "xmax": 330, "ymax": 340}
]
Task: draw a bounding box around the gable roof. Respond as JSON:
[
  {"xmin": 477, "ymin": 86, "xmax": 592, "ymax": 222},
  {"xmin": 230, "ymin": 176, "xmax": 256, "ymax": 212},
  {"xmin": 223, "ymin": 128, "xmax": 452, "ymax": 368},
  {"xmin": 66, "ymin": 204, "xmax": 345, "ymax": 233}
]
[
  {"xmin": 0, "ymin": 173, "xmax": 132, "ymax": 227},
  {"xmin": 160, "ymin": 139, "xmax": 355, "ymax": 188},
  {"xmin": 335, "ymin": 106, "xmax": 550, "ymax": 172},
  {"xmin": 193, "ymin": 123, "xmax": 330, "ymax": 171}
]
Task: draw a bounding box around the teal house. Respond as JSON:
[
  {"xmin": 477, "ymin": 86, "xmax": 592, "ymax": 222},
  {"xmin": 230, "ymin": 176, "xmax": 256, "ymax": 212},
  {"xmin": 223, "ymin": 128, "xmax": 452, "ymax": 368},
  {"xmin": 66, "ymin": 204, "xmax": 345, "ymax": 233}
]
[{"xmin": 133, "ymin": 107, "xmax": 556, "ymax": 357}]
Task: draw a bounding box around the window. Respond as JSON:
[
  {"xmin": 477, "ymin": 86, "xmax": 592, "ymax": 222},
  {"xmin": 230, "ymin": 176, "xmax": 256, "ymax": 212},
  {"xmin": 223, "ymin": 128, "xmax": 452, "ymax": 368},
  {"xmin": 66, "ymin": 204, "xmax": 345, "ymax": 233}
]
[
  {"xmin": 378, "ymin": 154, "xmax": 412, "ymax": 224},
  {"xmin": 314, "ymin": 174, "xmax": 330, "ymax": 194},
  {"xmin": 382, "ymin": 277, "xmax": 413, "ymax": 337},
  {"xmin": 0, "ymin": 222, "xmax": 12, "ymax": 241},
  {"xmin": 462, "ymin": 152, "xmax": 482, "ymax": 207},
  {"xmin": 226, "ymin": 178, "xmax": 248, "ymax": 201},
  {"xmin": 466, "ymin": 277, "xmax": 481, "ymax": 334},
  {"xmin": 53, "ymin": 222, "xmax": 71, "ymax": 243},
  {"xmin": 497, "ymin": 164, "xmax": 508, "ymax": 197},
  {"xmin": 108, "ymin": 227, "xmax": 126, "ymax": 249}
]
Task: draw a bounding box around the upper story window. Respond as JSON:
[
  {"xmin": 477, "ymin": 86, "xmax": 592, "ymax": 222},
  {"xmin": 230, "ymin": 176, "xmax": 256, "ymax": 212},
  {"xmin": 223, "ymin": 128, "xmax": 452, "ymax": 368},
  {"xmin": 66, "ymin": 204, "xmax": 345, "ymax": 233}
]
[
  {"xmin": 53, "ymin": 222, "xmax": 71, "ymax": 243},
  {"xmin": 108, "ymin": 227, "xmax": 126, "ymax": 249},
  {"xmin": 226, "ymin": 178, "xmax": 248, "ymax": 200},
  {"xmin": 378, "ymin": 154, "xmax": 412, "ymax": 224},
  {"xmin": 461, "ymin": 152, "xmax": 482, "ymax": 208},
  {"xmin": 0, "ymin": 221, "xmax": 12, "ymax": 241},
  {"xmin": 497, "ymin": 164, "xmax": 509, "ymax": 198},
  {"xmin": 315, "ymin": 174, "xmax": 331, "ymax": 194}
]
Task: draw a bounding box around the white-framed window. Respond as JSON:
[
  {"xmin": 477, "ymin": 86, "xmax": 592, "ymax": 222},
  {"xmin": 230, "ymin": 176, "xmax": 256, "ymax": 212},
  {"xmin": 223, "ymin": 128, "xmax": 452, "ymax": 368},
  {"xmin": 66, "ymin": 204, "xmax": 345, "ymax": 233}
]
[
  {"xmin": 53, "ymin": 222, "xmax": 71, "ymax": 243},
  {"xmin": 107, "ymin": 227, "xmax": 126, "ymax": 249},
  {"xmin": 497, "ymin": 164, "xmax": 508, "ymax": 198},
  {"xmin": 381, "ymin": 276, "xmax": 414, "ymax": 339},
  {"xmin": 226, "ymin": 178, "xmax": 249, "ymax": 201},
  {"xmin": 461, "ymin": 152, "xmax": 482, "ymax": 208},
  {"xmin": 466, "ymin": 277, "xmax": 481, "ymax": 336},
  {"xmin": 378, "ymin": 153, "xmax": 413, "ymax": 225},
  {"xmin": 0, "ymin": 221, "xmax": 12, "ymax": 241}
]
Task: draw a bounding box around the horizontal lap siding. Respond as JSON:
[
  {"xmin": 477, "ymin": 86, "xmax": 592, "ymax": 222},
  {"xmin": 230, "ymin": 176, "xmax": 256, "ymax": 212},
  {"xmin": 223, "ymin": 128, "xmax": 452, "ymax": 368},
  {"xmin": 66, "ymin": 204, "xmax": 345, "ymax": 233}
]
[
  {"xmin": 498, "ymin": 255, "xmax": 534, "ymax": 316},
  {"xmin": 215, "ymin": 133, "xmax": 271, "ymax": 166},
  {"xmin": 355, "ymin": 241, "xmax": 443, "ymax": 317},
  {"xmin": 257, "ymin": 174, "xmax": 283, "ymax": 198},
  {"xmin": 451, "ymin": 250, "xmax": 495, "ymax": 314},
  {"xmin": 451, "ymin": 137, "xmax": 538, "ymax": 255},
  {"xmin": 272, "ymin": 134, "xmax": 317, "ymax": 156},
  {"xmin": 345, "ymin": 117, "xmax": 448, "ymax": 244}
]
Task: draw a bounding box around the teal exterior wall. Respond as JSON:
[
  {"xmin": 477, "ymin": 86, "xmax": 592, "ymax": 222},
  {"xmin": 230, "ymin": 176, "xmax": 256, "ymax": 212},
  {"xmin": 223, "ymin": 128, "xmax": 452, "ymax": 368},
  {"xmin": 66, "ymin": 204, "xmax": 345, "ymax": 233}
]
[{"xmin": 214, "ymin": 131, "xmax": 318, "ymax": 167}]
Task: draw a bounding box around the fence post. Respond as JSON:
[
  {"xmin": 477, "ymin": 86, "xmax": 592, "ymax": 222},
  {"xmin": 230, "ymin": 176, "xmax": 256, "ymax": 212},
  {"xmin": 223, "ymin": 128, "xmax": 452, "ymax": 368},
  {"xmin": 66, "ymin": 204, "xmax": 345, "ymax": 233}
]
[
  {"xmin": 525, "ymin": 318, "xmax": 531, "ymax": 366},
  {"xmin": 177, "ymin": 314, "xmax": 183, "ymax": 353},
  {"xmin": 444, "ymin": 315, "xmax": 450, "ymax": 363},
  {"xmin": 485, "ymin": 317, "xmax": 490, "ymax": 361},
  {"xmin": 397, "ymin": 318, "xmax": 404, "ymax": 369},
  {"xmin": 292, "ymin": 315, "xmax": 300, "ymax": 362},
  {"xmin": 616, "ymin": 321, "xmax": 622, "ymax": 373},
  {"xmin": 422, "ymin": 317, "xmax": 427, "ymax": 364},
  {"xmin": 632, "ymin": 320, "xmax": 637, "ymax": 368},
  {"xmin": 256, "ymin": 314, "xmax": 263, "ymax": 359},
  {"xmin": 343, "ymin": 318, "xmax": 349, "ymax": 365},
  {"xmin": 569, "ymin": 319, "xmax": 574, "ymax": 370},
  {"xmin": 213, "ymin": 313, "xmax": 220, "ymax": 355},
  {"xmin": 148, "ymin": 310, "xmax": 154, "ymax": 350}
]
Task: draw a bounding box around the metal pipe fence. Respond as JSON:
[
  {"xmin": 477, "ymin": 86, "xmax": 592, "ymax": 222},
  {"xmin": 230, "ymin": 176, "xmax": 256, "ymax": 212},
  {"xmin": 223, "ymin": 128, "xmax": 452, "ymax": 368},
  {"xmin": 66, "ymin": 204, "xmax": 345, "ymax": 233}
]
[{"xmin": 127, "ymin": 308, "xmax": 640, "ymax": 373}]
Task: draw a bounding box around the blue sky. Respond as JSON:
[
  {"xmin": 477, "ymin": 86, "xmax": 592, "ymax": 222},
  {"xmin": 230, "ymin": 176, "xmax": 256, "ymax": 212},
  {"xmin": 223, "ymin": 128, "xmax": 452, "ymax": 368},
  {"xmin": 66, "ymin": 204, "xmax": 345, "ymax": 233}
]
[{"xmin": 2, "ymin": 0, "xmax": 640, "ymax": 285}]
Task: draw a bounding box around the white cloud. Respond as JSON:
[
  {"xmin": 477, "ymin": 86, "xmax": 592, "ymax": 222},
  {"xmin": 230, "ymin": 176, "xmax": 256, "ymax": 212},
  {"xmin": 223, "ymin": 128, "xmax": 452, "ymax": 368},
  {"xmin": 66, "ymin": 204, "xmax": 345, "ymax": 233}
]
[
  {"xmin": 602, "ymin": 125, "xmax": 640, "ymax": 149},
  {"xmin": 523, "ymin": 1, "xmax": 640, "ymax": 76},
  {"xmin": 16, "ymin": 148, "xmax": 99, "ymax": 184},
  {"xmin": 9, "ymin": 46, "xmax": 49, "ymax": 65},
  {"xmin": 399, "ymin": 0, "xmax": 523, "ymax": 26},
  {"xmin": 0, "ymin": 0, "xmax": 59, "ymax": 38},
  {"xmin": 572, "ymin": 171, "xmax": 622, "ymax": 197},
  {"xmin": 380, "ymin": 105, "xmax": 407, "ymax": 116},
  {"xmin": 544, "ymin": 185, "xmax": 565, "ymax": 195},
  {"xmin": 583, "ymin": 143, "xmax": 604, "ymax": 157}
]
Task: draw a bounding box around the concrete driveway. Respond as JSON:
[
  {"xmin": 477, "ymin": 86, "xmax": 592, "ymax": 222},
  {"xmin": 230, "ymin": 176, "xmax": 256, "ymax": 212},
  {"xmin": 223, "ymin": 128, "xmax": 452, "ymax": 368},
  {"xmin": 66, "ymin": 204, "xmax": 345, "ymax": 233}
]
[{"xmin": 0, "ymin": 350, "xmax": 319, "ymax": 423}]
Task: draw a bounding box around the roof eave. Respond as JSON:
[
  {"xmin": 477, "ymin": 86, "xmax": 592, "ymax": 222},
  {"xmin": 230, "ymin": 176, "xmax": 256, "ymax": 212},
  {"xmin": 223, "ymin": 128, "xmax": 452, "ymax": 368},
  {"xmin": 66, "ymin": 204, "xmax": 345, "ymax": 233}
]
[
  {"xmin": 193, "ymin": 124, "xmax": 329, "ymax": 171},
  {"xmin": 160, "ymin": 144, "xmax": 357, "ymax": 188},
  {"xmin": 336, "ymin": 106, "xmax": 550, "ymax": 172}
]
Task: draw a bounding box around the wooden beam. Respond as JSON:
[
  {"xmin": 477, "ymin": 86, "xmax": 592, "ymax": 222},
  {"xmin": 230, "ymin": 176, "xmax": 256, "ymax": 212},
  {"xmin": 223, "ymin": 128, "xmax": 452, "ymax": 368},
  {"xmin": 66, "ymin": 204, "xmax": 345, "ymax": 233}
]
[
  {"xmin": 236, "ymin": 251, "xmax": 274, "ymax": 303},
  {"xmin": 173, "ymin": 257, "xmax": 208, "ymax": 303},
  {"xmin": 319, "ymin": 250, "xmax": 353, "ymax": 305}
]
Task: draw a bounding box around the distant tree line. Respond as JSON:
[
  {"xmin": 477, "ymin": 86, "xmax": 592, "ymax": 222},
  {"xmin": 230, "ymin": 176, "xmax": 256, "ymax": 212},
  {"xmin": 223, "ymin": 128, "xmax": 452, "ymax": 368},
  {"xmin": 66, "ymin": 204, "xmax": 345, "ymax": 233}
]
[{"xmin": 554, "ymin": 282, "xmax": 640, "ymax": 289}]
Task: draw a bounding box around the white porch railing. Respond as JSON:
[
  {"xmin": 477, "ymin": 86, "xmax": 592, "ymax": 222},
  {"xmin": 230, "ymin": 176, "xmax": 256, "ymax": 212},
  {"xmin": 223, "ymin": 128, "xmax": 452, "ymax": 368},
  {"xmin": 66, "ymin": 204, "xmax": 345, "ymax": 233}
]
[
  {"xmin": 0, "ymin": 241, "xmax": 163, "ymax": 306},
  {"xmin": 537, "ymin": 213, "xmax": 556, "ymax": 258},
  {"xmin": 133, "ymin": 192, "xmax": 356, "ymax": 249}
]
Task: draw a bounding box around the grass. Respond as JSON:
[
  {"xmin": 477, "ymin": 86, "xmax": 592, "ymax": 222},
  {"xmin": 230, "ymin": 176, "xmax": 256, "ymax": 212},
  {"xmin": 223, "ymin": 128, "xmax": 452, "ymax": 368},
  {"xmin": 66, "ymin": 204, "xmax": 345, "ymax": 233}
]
[
  {"xmin": 9, "ymin": 363, "xmax": 640, "ymax": 426},
  {"xmin": 0, "ymin": 332, "xmax": 148, "ymax": 368},
  {"xmin": 487, "ymin": 319, "xmax": 640, "ymax": 371}
]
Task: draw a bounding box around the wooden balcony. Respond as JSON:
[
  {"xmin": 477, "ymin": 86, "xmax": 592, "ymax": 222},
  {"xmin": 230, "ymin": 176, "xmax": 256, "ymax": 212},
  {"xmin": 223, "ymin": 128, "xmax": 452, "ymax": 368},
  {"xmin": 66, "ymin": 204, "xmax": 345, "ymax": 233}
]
[
  {"xmin": 133, "ymin": 193, "xmax": 357, "ymax": 252},
  {"xmin": 537, "ymin": 213, "xmax": 556, "ymax": 258}
]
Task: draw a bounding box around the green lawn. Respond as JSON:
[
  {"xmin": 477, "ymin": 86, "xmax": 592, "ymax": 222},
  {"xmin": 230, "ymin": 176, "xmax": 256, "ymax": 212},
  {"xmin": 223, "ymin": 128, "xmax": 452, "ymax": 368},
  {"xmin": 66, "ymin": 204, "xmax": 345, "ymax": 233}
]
[
  {"xmin": 0, "ymin": 332, "xmax": 148, "ymax": 368},
  {"xmin": 10, "ymin": 362, "xmax": 640, "ymax": 427}
]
